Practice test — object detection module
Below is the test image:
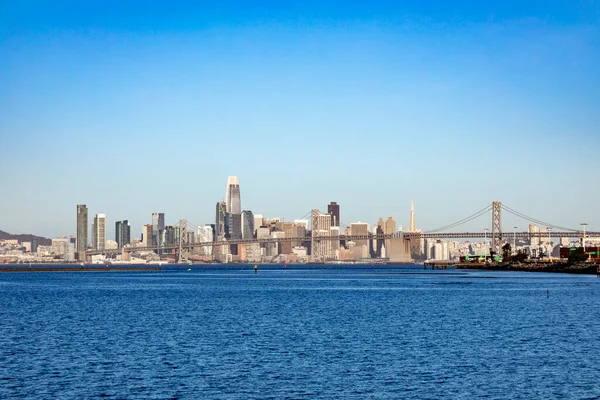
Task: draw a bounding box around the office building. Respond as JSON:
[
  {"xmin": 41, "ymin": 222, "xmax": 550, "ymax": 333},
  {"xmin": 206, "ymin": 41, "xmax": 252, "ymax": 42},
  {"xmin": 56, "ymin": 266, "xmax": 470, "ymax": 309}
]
[
  {"xmin": 91, "ymin": 214, "xmax": 106, "ymax": 251},
  {"xmin": 241, "ymin": 210, "xmax": 255, "ymax": 239},
  {"xmin": 350, "ymin": 222, "xmax": 370, "ymax": 257},
  {"xmin": 215, "ymin": 201, "xmax": 227, "ymax": 241},
  {"xmin": 165, "ymin": 225, "xmax": 176, "ymax": 246},
  {"xmin": 328, "ymin": 202, "xmax": 340, "ymax": 227},
  {"xmin": 152, "ymin": 213, "xmax": 165, "ymax": 247},
  {"xmin": 197, "ymin": 225, "xmax": 214, "ymax": 256},
  {"xmin": 115, "ymin": 220, "xmax": 131, "ymax": 248},
  {"xmin": 311, "ymin": 210, "xmax": 333, "ymax": 261},
  {"xmin": 225, "ymin": 176, "xmax": 241, "ymax": 214},
  {"xmin": 142, "ymin": 224, "xmax": 153, "ymax": 247},
  {"xmin": 76, "ymin": 204, "xmax": 88, "ymax": 258}
]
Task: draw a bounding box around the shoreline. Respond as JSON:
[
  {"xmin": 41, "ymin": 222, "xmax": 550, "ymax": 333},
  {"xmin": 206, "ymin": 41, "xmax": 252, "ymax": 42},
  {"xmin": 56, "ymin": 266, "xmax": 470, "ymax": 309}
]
[{"xmin": 456, "ymin": 262, "xmax": 599, "ymax": 275}]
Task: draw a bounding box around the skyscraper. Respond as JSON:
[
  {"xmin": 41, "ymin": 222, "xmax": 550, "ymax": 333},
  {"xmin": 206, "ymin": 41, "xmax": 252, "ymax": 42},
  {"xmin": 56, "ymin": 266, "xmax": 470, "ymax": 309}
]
[
  {"xmin": 225, "ymin": 176, "xmax": 241, "ymax": 214},
  {"xmin": 224, "ymin": 176, "xmax": 242, "ymax": 239},
  {"xmin": 76, "ymin": 204, "xmax": 88, "ymax": 259},
  {"xmin": 92, "ymin": 214, "xmax": 106, "ymax": 250},
  {"xmin": 215, "ymin": 201, "xmax": 227, "ymax": 241},
  {"xmin": 142, "ymin": 224, "xmax": 153, "ymax": 247},
  {"xmin": 327, "ymin": 202, "xmax": 340, "ymax": 227},
  {"xmin": 152, "ymin": 213, "xmax": 165, "ymax": 247},
  {"xmin": 311, "ymin": 210, "xmax": 333, "ymax": 261},
  {"xmin": 241, "ymin": 210, "xmax": 255, "ymax": 239},
  {"xmin": 115, "ymin": 220, "xmax": 131, "ymax": 248}
]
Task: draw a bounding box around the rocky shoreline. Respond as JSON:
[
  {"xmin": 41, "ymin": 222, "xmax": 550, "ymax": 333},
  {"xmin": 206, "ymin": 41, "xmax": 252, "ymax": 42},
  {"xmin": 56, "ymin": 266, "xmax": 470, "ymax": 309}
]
[{"xmin": 456, "ymin": 262, "xmax": 599, "ymax": 275}]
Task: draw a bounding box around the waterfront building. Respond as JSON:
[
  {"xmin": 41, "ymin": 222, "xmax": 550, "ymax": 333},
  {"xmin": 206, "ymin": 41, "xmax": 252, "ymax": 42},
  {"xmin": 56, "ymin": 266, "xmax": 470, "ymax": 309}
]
[
  {"xmin": 152, "ymin": 213, "xmax": 165, "ymax": 247},
  {"xmin": 105, "ymin": 240, "xmax": 118, "ymax": 250},
  {"xmin": 115, "ymin": 220, "xmax": 131, "ymax": 248},
  {"xmin": 76, "ymin": 204, "xmax": 88, "ymax": 258},
  {"xmin": 91, "ymin": 214, "xmax": 106, "ymax": 251},
  {"xmin": 327, "ymin": 202, "xmax": 340, "ymax": 227},
  {"xmin": 241, "ymin": 210, "xmax": 255, "ymax": 239},
  {"xmin": 52, "ymin": 237, "xmax": 69, "ymax": 256},
  {"xmin": 65, "ymin": 243, "xmax": 75, "ymax": 262}
]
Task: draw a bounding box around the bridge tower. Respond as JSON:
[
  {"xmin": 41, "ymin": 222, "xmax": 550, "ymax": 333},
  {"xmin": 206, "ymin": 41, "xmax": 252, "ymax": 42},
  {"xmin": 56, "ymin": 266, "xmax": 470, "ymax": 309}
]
[
  {"xmin": 178, "ymin": 219, "xmax": 188, "ymax": 264},
  {"xmin": 491, "ymin": 201, "xmax": 502, "ymax": 256}
]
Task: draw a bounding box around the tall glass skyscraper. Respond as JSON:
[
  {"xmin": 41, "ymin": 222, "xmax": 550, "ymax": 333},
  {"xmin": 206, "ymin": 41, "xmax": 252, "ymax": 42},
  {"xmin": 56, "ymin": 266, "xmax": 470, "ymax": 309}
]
[
  {"xmin": 241, "ymin": 210, "xmax": 255, "ymax": 239},
  {"xmin": 152, "ymin": 212, "xmax": 165, "ymax": 246},
  {"xmin": 76, "ymin": 204, "xmax": 88, "ymax": 258},
  {"xmin": 225, "ymin": 176, "xmax": 241, "ymax": 214},
  {"xmin": 115, "ymin": 220, "xmax": 131, "ymax": 248},
  {"xmin": 215, "ymin": 201, "xmax": 227, "ymax": 241}
]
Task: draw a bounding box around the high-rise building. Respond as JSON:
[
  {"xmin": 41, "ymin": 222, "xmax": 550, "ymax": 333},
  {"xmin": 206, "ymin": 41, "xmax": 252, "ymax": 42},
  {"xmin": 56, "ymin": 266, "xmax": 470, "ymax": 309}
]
[
  {"xmin": 311, "ymin": 210, "xmax": 333, "ymax": 261},
  {"xmin": 350, "ymin": 222, "xmax": 370, "ymax": 254},
  {"xmin": 92, "ymin": 214, "xmax": 106, "ymax": 251},
  {"xmin": 197, "ymin": 225, "xmax": 214, "ymax": 256},
  {"xmin": 328, "ymin": 202, "xmax": 340, "ymax": 227},
  {"xmin": 225, "ymin": 176, "xmax": 241, "ymax": 214},
  {"xmin": 226, "ymin": 213, "xmax": 242, "ymax": 240},
  {"xmin": 241, "ymin": 210, "xmax": 255, "ymax": 239},
  {"xmin": 164, "ymin": 225, "xmax": 176, "ymax": 246},
  {"xmin": 224, "ymin": 176, "xmax": 242, "ymax": 239},
  {"xmin": 142, "ymin": 224, "xmax": 153, "ymax": 247},
  {"xmin": 31, "ymin": 236, "xmax": 39, "ymax": 254},
  {"xmin": 152, "ymin": 213, "xmax": 165, "ymax": 247},
  {"xmin": 76, "ymin": 204, "xmax": 88, "ymax": 258},
  {"xmin": 115, "ymin": 220, "xmax": 131, "ymax": 248},
  {"xmin": 384, "ymin": 216, "xmax": 396, "ymax": 235},
  {"xmin": 215, "ymin": 201, "xmax": 227, "ymax": 241}
]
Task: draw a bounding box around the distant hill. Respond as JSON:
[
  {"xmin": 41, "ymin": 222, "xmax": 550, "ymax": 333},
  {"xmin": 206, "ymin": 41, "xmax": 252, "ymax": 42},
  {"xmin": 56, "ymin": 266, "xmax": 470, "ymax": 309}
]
[{"xmin": 0, "ymin": 230, "xmax": 52, "ymax": 246}]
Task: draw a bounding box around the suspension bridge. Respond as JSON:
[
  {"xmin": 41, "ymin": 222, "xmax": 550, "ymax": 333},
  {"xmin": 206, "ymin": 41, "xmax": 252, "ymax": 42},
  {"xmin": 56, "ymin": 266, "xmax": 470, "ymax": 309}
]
[{"xmin": 85, "ymin": 201, "xmax": 599, "ymax": 262}]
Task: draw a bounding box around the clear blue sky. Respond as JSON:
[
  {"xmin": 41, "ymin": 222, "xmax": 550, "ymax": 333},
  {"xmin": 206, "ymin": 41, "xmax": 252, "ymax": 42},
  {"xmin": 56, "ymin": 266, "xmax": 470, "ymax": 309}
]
[{"xmin": 1, "ymin": 0, "xmax": 599, "ymax": 239}]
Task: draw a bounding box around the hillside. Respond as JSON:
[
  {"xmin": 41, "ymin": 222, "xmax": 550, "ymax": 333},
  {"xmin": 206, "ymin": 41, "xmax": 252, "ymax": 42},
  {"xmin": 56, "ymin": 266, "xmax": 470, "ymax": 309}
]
[{"xmin": 0, "ymin": 230, "xmax": 52, "ymax": 246}]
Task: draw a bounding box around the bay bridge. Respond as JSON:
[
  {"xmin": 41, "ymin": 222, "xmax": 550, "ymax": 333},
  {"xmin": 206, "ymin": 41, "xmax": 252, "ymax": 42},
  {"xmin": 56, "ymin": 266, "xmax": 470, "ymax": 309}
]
[{"xmin": 86, "ymin": 201, "xmax": 599, "ymax": 262}]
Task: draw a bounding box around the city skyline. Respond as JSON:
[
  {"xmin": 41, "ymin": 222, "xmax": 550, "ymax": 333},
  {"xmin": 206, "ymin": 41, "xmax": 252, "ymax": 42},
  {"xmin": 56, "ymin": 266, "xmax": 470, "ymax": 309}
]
[
  {"xmin": 1, "ymin": 179, "xmax": 599, "ymax": 241},
  {"xmin": 1, "ymin": 1, "xmax": 599, "ymax": 237}
]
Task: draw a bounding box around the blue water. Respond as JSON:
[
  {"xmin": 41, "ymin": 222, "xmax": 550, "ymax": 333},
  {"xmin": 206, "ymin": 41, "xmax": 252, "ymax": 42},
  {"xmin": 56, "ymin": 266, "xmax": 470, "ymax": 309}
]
[{"xmin": 1, "ymin": 265, "xmax": 599, "ymax": 399}]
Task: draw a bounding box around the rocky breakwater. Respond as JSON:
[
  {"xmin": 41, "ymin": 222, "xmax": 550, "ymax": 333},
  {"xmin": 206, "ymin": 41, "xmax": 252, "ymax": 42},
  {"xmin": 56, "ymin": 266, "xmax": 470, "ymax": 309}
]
[{"xmin": 456, "ymin": 261, "xmax": 599, "ymax": 275}]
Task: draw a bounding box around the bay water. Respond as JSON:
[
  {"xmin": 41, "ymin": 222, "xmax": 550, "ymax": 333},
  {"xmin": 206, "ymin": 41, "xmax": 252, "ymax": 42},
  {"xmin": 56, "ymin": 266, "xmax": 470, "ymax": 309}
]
[{"xmin": 1, "ymin": 265, "xmax": 599, "ymax": 399}]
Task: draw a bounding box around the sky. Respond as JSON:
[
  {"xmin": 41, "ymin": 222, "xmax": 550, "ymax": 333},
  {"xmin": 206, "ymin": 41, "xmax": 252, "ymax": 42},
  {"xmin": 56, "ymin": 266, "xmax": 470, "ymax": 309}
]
[{"xmin": 1, "ymin": 0, "xmax": 599, "ymax": 240}]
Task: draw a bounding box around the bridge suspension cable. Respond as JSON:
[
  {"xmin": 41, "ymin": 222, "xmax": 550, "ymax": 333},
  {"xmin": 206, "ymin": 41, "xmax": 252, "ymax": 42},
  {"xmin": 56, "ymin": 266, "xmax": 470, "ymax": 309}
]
[
  {"xmin": 426, "ymin": 204, "xmax": 492, "ymax": 233},
  {"xmin": 501, "ymin": 204, "xmax": 578, "ymax": 232}
]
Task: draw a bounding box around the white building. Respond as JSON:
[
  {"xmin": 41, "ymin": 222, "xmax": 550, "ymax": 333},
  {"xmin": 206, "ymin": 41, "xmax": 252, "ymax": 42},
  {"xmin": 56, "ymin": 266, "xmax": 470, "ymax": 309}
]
[
  {"xmin": 92, "ymin": 214, "xmax": 106, "ymax": 251},
  {"xmin": 197, "ymin": 225, "xmax": 214, "ymax": 256},
  {"xmin": 312, "ymin": 211, "xmax": 332, "ymax": 261}
]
